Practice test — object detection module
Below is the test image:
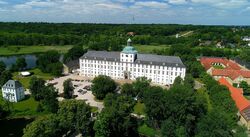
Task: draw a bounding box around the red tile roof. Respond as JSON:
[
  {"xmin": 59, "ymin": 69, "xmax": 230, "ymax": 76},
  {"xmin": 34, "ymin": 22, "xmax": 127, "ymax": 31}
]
[
  {"xmin": 200, "ymin": 57, "xmax": 241, "ymax": 71},
  {"xmin": 212, "ymin": 69, "xmax": 250, "ymax": 80},
  {"xmin": 218, "ymin": 77, "xmax": 250, "ymax": 112},
  {"xmin": 201, "ymin": 57, "xmax": 250, "ymax": 80}
]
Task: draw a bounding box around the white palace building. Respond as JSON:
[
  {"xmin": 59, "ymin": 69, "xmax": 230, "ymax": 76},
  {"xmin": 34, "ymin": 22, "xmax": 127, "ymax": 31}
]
[{"xmin": 79, "ymin": 39, "xmax": 186, "ymax": 85}]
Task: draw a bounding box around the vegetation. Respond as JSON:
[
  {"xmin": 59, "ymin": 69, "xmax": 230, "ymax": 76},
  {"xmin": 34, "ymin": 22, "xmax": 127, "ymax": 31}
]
[
  {"xmin": 0, "ymin": 70, "xmax": 12, "ymax": 87},
  {"xmin": 94, "ymin": 93, "xmax": 137, "ymax": 137},
  {"xmin": 10, "ymin": 57, "xmax": 27, "ymax": 72},
  {"xmin": 23, "ymin": 100, "xmax": 92, "ymax": 137},
  {"xmin": 63, "ymin": 79, "xmax": 74, "ymax": 99},
  {"xmin": 37, "ymin": 50, "xmax": 63, "ymax": 76},
  {"xmin": 240, "ymin": 81, "xmax": 250, "ymax": 95},
  {"xmin": 91, "ymin": 75, "xmax": 117, "ymax": 100},
  {"xmin": 0, "ymin": 45, "xmax": 73, "ymax": 56},
  {"xmin": 133, "ymin": 102, "xmax": 146, "ymax": 115},
  {"xmin": 1, "ymin": 23, "xmax": 250, "ymax": 136},
  {"xmin": 63, "ymin": 45, "xmax": 87, "ymax": 63},
  {"xmin": 12, "ymin": 68, "xmax": 54, "ymax": 88}
]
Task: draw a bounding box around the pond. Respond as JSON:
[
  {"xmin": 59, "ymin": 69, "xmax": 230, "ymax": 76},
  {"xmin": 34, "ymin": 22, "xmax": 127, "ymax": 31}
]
[
  {"xmin": 0, "ymin": 55, "xmax": 37, "ymax": 69},
  {"xmin": 0, "ymin": 118, "xmax": 34, "ymax": 137}
]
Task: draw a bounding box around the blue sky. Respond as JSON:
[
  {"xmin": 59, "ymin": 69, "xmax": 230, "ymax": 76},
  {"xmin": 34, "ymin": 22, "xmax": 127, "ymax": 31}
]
[{"xmin": 0, "ymin": 0, "xmax": 250, "ymax": 25}]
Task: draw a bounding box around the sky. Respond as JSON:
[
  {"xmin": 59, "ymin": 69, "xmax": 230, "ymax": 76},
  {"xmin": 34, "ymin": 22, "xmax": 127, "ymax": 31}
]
[{"xmin": 0, "ymin": 0, "xmax": 250, "ymax": 25}]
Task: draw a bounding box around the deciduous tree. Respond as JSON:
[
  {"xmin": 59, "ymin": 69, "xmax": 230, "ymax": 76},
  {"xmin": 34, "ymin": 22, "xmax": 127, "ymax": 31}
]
[{"xmin": 91, "ymin": 75, "xmax": 116, "ymax": 100}]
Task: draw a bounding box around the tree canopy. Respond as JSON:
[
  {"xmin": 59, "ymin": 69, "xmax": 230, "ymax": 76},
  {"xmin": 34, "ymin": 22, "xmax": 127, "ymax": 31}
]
[{"xmin": 91, "ymin": 75, "xmax": 117, "ymax": 100}]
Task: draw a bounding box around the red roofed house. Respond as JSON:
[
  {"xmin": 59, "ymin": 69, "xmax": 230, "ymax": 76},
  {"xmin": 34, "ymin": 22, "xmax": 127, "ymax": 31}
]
[
  {"xmin": 219, "ymin": 77, "xmax": 250, "ymax": 129},
  {"xmin": 200, "ymin": 57, "xmax": 250, "ymax": 85}
]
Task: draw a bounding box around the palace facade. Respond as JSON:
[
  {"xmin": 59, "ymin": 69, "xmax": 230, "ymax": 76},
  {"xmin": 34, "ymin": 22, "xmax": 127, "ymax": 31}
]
[{"xmin": 79, "ymin": 39, "xmax": 186, "ymax": 85}]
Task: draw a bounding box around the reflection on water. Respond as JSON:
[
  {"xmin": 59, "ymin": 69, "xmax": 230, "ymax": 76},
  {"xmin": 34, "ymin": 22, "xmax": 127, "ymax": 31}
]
[{"xmin": 0, "ymin": 55, "xmax": 37, "ymax": 69}]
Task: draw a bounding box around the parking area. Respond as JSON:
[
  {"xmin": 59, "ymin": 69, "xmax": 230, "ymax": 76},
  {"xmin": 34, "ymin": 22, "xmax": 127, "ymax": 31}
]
[{"xmin": 47, "ymin": 74, "xmax": 104, "ymax": 111}]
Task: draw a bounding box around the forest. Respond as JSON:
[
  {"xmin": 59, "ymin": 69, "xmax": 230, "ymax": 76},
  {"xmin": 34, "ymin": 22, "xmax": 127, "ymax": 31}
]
[{"xmin": 0, "ymin": 22, "xmax": 249, "ymax": 48}]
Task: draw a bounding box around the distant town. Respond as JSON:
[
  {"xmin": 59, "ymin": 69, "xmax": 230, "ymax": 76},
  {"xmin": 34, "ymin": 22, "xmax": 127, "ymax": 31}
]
[{"xmin": 1, "ymin": 23, "xmax": 250, "ymax": 137}]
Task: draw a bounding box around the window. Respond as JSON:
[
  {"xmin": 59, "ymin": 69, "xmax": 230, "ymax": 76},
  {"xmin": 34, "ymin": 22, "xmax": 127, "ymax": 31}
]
[{"xmin": 126, "ymin": 55, "xmax": 128, "ymax": 57}]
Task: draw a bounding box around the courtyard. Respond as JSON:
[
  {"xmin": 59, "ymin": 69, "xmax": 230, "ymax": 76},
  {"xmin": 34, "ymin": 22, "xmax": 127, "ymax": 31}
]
[{"xmin": 47, "ymin": 74, "xmax": 104, "ymax": 111}]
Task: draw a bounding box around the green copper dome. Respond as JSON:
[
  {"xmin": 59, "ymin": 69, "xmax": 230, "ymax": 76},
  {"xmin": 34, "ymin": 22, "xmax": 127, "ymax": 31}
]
[{"xmin": 122, "ymin": 46, "xmax": 138, "ymax": 54}]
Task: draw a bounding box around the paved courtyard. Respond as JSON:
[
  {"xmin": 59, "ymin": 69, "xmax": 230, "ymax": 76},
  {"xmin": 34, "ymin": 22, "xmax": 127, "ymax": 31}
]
[{"xmin": 47, "ymin": 74, "xmax": 104, "ymax": 111}]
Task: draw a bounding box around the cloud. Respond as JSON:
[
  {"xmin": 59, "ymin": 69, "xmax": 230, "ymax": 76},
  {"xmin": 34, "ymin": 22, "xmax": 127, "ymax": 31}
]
[
  {"xmin": 167, "ymin": 0, "xmax": 188, "ymax": 5},
  {"xmin": 191, "ymin": 0, "xmax": 250, "ymax": 9},
  {"xmin": 134, "ymin": 1, "xmax": 169, "ymax": 9},
  {"xmin": 0, "ymin": 0, "xmax": 7, "ymax": 4},
  {"xmin": 0, "ymin": 0, "xmax": 250, "ymax": 25}
]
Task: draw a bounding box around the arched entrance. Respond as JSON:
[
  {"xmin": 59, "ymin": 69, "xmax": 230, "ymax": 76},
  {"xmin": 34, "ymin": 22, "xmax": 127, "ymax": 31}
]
[{"xmin": 124, "ymin": 71, "xmax": 130, "ymax": 79}]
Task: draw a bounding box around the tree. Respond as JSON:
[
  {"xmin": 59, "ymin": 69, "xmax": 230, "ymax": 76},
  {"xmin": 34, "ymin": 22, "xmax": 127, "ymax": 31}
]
[
  {"xmin": 184, "ymin": 74, "xmax": 195, "ymax": 88},
  {"xmin": 162, "ymin": 85, "xmax": 207, "ymax": 136},
  {"xmin": 0, "ymin": 70, "xmax": 12, "ymax": 87},
  {"xmin": 37, "ymin": 50, "xmax": 62, "ymax": 76},
  {"xmin": 29, "ymin": 76, "xmax": 46, "ymax": 101},
  {"xmin": 23, "ymin": 100, "xmax": 93, "ymax": 137},
  {"xmin": 0, "ymin": 61, "xmax": 6, "ymax": 74},
  {"xmin": 173, "ymin": 76, "xmax": 183, "ymax": 86},
  {"xmin": 41, "ymin": 85, "xmax": 59, "ymax": 113},
  {"xmin": 63, "ymin": 45, "xmax": 86, "ymax": 63},
  {"xmin": 239, "ymin": 81, "xmax": 250, "ymax": 95},
  {"xmin": 91, "ymin": 75, "xmax": 116, "ymax": 100},
  {"xmin": 121, "ymin": 83, "xmax": 135, "ymax": 97},
  {"xmin": 143, "ymin": 86, "xmax": 166, "ymax": 127},
  {"xmin": 48, "ymin": 62, "xmax": 63, "ymax": 76},
  {"xmin": 16, "ymin": 57, "xmax": 27, "ymax": 70},
  {"xmin": 132, "ymin": 77, "xmax": 151, "ymax": 99},
  {"xmin": 94, "ymin": 94, "xmax": 138, "ymax": 137},
  {"xmin": 196, "ymin": 109, "xmax": 235, "ymax": 137},
  {"xmin": 63, "ymin": 79, "xmax": 74, "ymax": 99},
  {"xmin": 23, "ymin": 114, "xmax": 61, "ymax": 137},
  {"xmin": 57, "ymin": 100, "xmax": 92, "ymax": 135}
]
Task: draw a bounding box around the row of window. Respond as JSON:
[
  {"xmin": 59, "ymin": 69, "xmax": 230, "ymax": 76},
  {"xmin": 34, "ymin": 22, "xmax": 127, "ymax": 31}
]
[
  {"xmin": 82, "ymin": 72, "xmax": 175, "ymax": 84},
  {"xmin": 81, "ymin": 60, "xmax": 184, "ymax": 71},
  {"xmin": 82, "ymin": 67, "xmax": 183, "ymax": 76}
]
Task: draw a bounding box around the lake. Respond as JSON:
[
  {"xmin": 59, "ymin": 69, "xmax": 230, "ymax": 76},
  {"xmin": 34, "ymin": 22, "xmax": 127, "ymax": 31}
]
[
  {"xmin": 0, "ymin": 55, "xmax": 37, "ymax": 69},
  {"xmin": 0, "ymin": 118, "xmax": 34, "ymax": 137}
]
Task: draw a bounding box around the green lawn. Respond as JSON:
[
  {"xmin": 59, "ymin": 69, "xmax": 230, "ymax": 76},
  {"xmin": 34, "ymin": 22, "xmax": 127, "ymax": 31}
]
[
  {"xmin": 138, "ymin": 124, "xmax": 160, "ymax": 137},
  {"xmin": 0, "ymin": 93, "xmax": 45, "ymax": 118},
  {"xmin": 12, "ymin": 68, "xmax": 54, "ymax": 88},
  {"xmin": 0, "ymin": 45, "xmax": 73, "ymax": 56},
  {"xmin": 91, "ymin": 106, "xmax": 98, "ymax": 113},
  {"xmin": 133, "ymin": 102, "xmax": 146, "ymax": 115},
  {"xmin": 134, "ymin": 44, "xmax": 170, "ymax": 53},
  {"xmin": 213, "ymin": 65, "xmax": 224, "ymax": 69}
]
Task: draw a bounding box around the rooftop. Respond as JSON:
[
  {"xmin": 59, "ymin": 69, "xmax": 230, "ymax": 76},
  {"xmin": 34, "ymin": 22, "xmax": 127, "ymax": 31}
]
[
  {"xmin": 122, "ymin": 46, "xmax": 138, "ymax": 54},
  {"xmin": 2, "ymin": 80, "xmax": 23, "ymax": 89},
  {"xmin": 80, "ymin": 50, "xmax": 185, "ymax": 68},
  {"xmin": 200, "ymin": 57, "xmax": 241, "ymax": 71},
  {"xmin": 219, "ymin": 77, "xmax": 250, "ymax": 112}
]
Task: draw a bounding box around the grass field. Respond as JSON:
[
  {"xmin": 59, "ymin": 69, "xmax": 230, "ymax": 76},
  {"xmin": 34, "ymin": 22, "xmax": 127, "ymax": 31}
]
[
  {"xmin": 138, "ymin": 124, "xmax": 160, "ymax": 137},
  {"xmin": 12, "ymin": 68, "xmax": 54, "ymax": 88},
  {"xmin": 133, "ymin": 102, "xmax": 146, "ymax": 115},
  {"xmin": 0, "ymin": 92, "xmax": 45, "ymax": 118},
  {"xmin": 0, "ymin": 45, "xmax": 73, "ymax": 56},
  {"xmin": 134, "ymin": 44, "xmax": 170, "ymax": 53},
  {"xmin": 213, "ymin": 65, "xmax": 224, "ymax": 69}
]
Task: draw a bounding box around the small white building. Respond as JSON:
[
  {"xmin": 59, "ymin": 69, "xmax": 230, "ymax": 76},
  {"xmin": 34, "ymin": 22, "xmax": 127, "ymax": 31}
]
[
  {"xmin": 79, "ymin": 39, "xmax": 186, "ymax": 85},
  {"xmin": 1, "ymin": 80, "xmax": 25, "ymax": 102}
]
